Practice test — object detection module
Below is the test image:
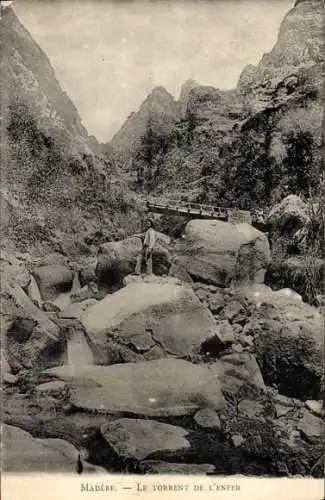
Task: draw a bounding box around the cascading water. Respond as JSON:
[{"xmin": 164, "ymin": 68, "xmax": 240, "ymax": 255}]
[
  {"xmin": 27, "ymin": 274, "xmax": 43, "ymax": 306},
  {"xmin": 71, "ymin": 271, "xmax": 81, "ymax": 293},
  {"xmin": 64, "ymin": 271, "xmax": 94, "ymax": 367},
  {"xmin": 26, "ymin": 269, "xmax": 94, "ymax": 367},
  {"xmin": 66, "ymin": 326, "xmax": 94, "ymax": 366}
]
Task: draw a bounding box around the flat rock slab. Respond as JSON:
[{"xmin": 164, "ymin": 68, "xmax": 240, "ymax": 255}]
[
  {"xmin": 139, "ymin": 460, "xmax": 215, "ymax": 475},
  {"xmin": 101, "ymin": 418, "xmax": 190, "ymax": 461},
  {"xmin": 2, "ymin": 423, "xmax": 103, "ymax": 473},
  {"xmin": 81, "ymin": 281, "xmax": 218, "ymax": 361},
  {"xmin": 45, "ymin": 358, "xmax": 226, "ymax": 417}
]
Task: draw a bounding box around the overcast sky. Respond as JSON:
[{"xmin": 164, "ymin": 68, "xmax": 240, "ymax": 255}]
[{"xmin": 14, "ymin": 0, "xmax": 293, "ymax": 142}]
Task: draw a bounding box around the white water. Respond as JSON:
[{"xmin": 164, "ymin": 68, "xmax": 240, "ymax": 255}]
[
  {"xmin": 71, "ymin": 271, "xmax": 81, "ymax": 293},
  {"xmin": 27, "ymin": 269, "xmax": 94, "ymax": 367},
  {"xmin": 27, "ymin": 275, "xmax": 42, "ymax": 306},
  {"xmin": 65, "ymin": 271, "xmax": 94, "ymax": 366},
  {"xmin": 66, "ymin": 328, "xmax": 94, "ymax": 366},
  {"xmin": 52, "ymin": 271, "xmax": 81, "ymax": 310}
]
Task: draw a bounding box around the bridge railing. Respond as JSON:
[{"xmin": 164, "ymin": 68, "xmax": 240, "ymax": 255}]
[
  {"xmin": 147, "ymin": 198, "xmax": 229, "ymax": 215},
  {"xmin": 146, "ymin": 197, "xmax": 267, "ymax": 222}
]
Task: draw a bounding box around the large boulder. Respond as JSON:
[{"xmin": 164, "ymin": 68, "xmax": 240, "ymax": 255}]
[
  {"xmin": 33, "ymin": 265, "xmax": 74, "ymax": 301},
  {"xmin": 266, "ymin": 195, "xmax": 310, "ymax": 234},
  {"xmin": 2, "ymin": 284, "xmax": 64, "ymax": 372},
  {"xmin": 101, "ymin": 419, "xmax": 190, "ymax": 462},
  {"xmin": 240, "ymin": 284, "xmax": 323, "ymax": 400},
  {"xmin": 81, "ymin": 280, "xmax": 219, "ymax": 363},
  {"xmin": 2, "ymin": 424, "xmax": 105, "ymax": 473},
  {"xmin": 45, "ymin": 358, "xmax": 226, "ymax": 417},
  {"xmin": 175, "ymin": 220, "xmax": 270, "ymax": 287},
  {"xmin": 96, "ymin": 234, "xmax": 171, "ymax": 292}
]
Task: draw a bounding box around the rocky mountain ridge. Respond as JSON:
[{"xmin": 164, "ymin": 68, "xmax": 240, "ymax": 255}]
[{"xmin": 106, "ymin": 0, "xmax": 324, "ymax": 208}]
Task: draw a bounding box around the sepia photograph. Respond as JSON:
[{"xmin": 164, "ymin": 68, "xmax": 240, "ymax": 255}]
[{"xmin": 1, "ymin": 0, "xmax": 324, "ymax": 492}]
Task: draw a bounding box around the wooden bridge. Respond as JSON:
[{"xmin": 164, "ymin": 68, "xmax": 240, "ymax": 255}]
[{"xmin": 145, "ymin": 197, "xmax": 267, "ymax": 228}]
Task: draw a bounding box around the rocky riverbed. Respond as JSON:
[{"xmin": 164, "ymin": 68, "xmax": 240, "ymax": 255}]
[{"xmin": 1, "ymin": 216, "xmax": 324, "ymax": 477}]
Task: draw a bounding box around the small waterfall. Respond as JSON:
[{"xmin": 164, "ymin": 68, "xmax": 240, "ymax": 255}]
[
  {"xmin": 27, "ymin": 275, "xmax": 42, "ymax": 306},
  {"xmin": 64, "ymin": 271, "xmax": 94, "ymax": 366},
  {"xmin": 53, "ymin": 271, "xmax": 81, "ymax": 310},
  {"xmin": 66, "ymin": 327, "xmax": 94, "ymax": 366},
  {"xmin": 71, "ymin": 271, "xmax": 81, "ymax": 293}
]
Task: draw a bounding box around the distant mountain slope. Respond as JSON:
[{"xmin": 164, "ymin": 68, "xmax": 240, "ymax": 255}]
[
  {"xmin": 110, "ymin": 0, "xmax": 324, "ymax": 209},
  {"xmin": 1, "ymin": 6, "xmax": 138, "ymax": 254},
  {"xmin": 110, "ymin": 86, "xmax": 181, "ymax": 154}
]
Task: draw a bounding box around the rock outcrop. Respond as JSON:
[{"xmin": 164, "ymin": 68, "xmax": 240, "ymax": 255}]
[
  {"xmin": 265, "ymin": 256, "xmax": 324, "ymax": 304},
  {"xmin": 175, "ymin": 220, "xmax": 270, "ymax": 287},
  {"xmin": 238, "ymin": 0, "xmax": 325, "ymax": 109},
  {"xmin": 191, "ymin": 281, "xmax": 323, "ymax": 401}
]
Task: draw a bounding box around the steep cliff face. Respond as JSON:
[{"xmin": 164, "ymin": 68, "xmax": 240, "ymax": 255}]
[
  {"xmin": 238, "ymin": 0, "xmax": 324, "ymax": 111},
  {"xmin": 110, "ymin": 86, "xmax": 181, "ymax": 154},
  {"xmin": 222, "ymin": 0, "xmax": 324, "ymax": 208},
  {"xmin": 1, "ymin": 7, "xmax": 137, "ymax": 255}
]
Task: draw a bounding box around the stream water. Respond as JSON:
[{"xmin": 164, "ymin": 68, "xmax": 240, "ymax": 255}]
[
  {"xmin": 27, "ymin": 271, "xmax": 94, "ymax": 367},
  {"xmin": 66, "ymin": 327, "xmax": 94, "ymax": 366},
  {"xmin": 27, "ymin": 275, "xmax": 43, "ymax": 306}
]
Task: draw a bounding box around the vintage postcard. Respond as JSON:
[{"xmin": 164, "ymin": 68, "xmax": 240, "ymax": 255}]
[{"xmin": 1, "ymin": 0, "xmax": 324, "ymax": 499}]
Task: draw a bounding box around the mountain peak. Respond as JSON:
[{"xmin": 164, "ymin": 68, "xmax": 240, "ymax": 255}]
[{"xmin": 109, "ymin": 86, "xmax": 180, "ymax": 153}]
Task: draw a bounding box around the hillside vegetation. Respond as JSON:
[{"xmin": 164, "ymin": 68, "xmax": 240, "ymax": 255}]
[{"xmin": 1, "ymin": 7, "xmax": 141, "ymax": 257}]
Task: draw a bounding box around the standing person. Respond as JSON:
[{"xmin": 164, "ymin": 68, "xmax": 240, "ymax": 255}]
[{"xmin": 135, "ymin": 218, "xmax": 156, "ymax": 275}]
